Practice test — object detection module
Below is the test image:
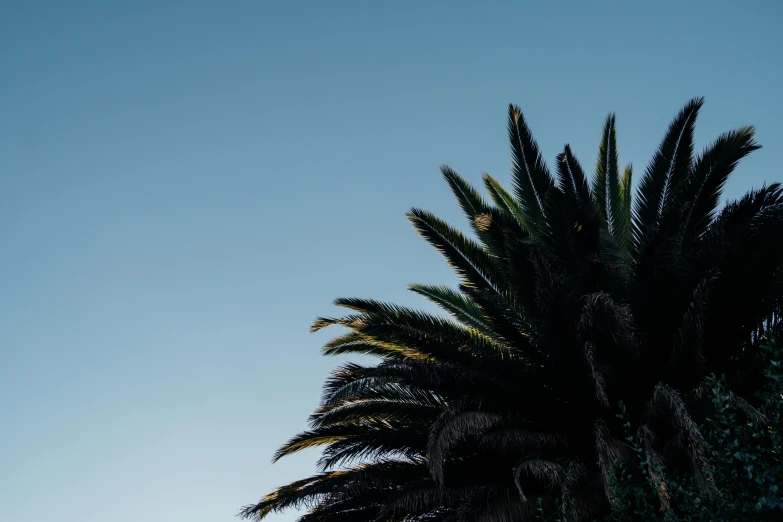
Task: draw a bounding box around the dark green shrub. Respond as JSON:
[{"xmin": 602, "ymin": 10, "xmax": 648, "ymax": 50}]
[{"xmin": 554, "ymin": 333, "xmax": 783, "ymax": 521}]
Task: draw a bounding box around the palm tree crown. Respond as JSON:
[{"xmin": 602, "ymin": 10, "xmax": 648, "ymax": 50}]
[{"xmin": 242, "ymin": 98, "xmax": 783, "ymax": 521}]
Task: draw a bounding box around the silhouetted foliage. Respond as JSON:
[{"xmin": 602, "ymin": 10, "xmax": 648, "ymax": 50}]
[{"xmin": 241, "ymin": 99, "xmax": 783, "ymax": 521}]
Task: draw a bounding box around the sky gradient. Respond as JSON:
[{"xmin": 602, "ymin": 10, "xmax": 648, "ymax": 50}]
[{"xmin": 1, "ymin": 1, "xmax": 782, "ymax": 521}]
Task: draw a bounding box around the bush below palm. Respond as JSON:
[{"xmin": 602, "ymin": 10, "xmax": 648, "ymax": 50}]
[{"xmin": 591, "ymin": 332, "xmax": 783, "ymax": 521}]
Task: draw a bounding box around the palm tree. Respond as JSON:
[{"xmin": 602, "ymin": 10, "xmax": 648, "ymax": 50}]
[{"xmin": 241, "ymin": 98, "xmax": 783, "ymax": 521}]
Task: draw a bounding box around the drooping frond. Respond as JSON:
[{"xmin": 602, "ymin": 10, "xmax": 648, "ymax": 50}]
[
  {"xmin": 478, "ymin": 428, "xmax": 564, "ymax": 457},
  {"xmin": 594, "ymin": 419, "xmax": 630, "ymax": 501},
  {"xmin": 637, "ymin": 425, "xmax": 671, "ymax": 513},
  {"xmin": 321, "ymin": 428, "xmax": 427, "ymax": 471},
  {"xmin": 320, "ymin": 359, "xmax": 533, "ymax": 423},
  {"xmin": 514, "ymin": 459, "xmax": 585, "ymax": 503},
  {"xmin": 380, "ymin": 485, "xmax": 494, "ymax": 520},
  {"xmin": 240, "ymin": 461, "xmax": 429, "ymax": 521},
  {"xmin": 428, "ymin": 409, "xmax": 503, "ymax": 484},
  {"xmin": 472, "ymin": 497, "xmax": 532, "ymax": 522},
  {"xmin": 320, "ymin": 379, "xmax": 443, "ymax": 413},
  {"xmin": 309, "ymin": 399, "xmax": 443, "ymax": 430},
  {"xmin": 577, "ymin": 292, "xmax": 636, "ymax": 359},
  {"xmin": 241, "ymin": 473, "xmax": 336, "ymax": 519},
  {"xmin": 273, "ymin": 421, "xmax": 427, "ymax": 471},
  {"xmin": 670, "ymin": 270, "xmax": 716, "ymax": 372},
  {"xmin": 321, "ymin": 362, "xmax": 371, "ymax": 400},
  {"xmin": 650, "ymin": 383, "xmax": 716, "ymax": 496},
  {"xmin": 273, "ymin": 426, "xmax": 353, "ymax": 462},
  {"xmin": 584, "ymin": 341, "xmax": 610, "ymax": 408}
]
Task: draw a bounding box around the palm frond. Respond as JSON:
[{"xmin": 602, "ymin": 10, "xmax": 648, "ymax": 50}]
[
  {"xmin": 637, "ymin": 425, "xmax": 671, "ymax": 513},
  {"xmin": 479, "ymin": 428, "xmax": 565, "ymax": 457},
  {"xmin": 508, "ymin": 104, "xmax": 556, "ymax": 237},
  {"xmin": 594, "ymin": 419, "xmax": 630, "ymax": 501},
  {"xmin": 678, "ymin": 126, "xmax": 761, "ymax": 251},
  {"xmin": 309, "ymin": 400, "xmax": 443, "ymax": 430},
  {"xmin": 593, "ymin": 114, "xmax": 618, "ymax": 227},
  {"xmin": 557, "ymin": 144, "xmax": 592, "ymax": 207},
  {"xmin": 460, "ymin": 284, "xmax": 542, "ymax": 364},
  {"xmin": 650, "ymin": 383, "xmax": 716, "ymax": 496},
  {"xmin": 314, "ymin": 302, "xmax": 512, "ymax": 362},
  {"xmin": 408, "ymin": 283, "xmax": 494, "ymax": 336},
  {"xmin": 482, "ymin": 173, "xmax": 529, "ymax": 229},
  {"xmin": 320, "ymin": 379, "xmax": 442, "ymax": 413},
  {"xmin": 427, "ymin": 409, "xmax": 503, "ymax": 484},
  {"xmin": 670, "ymin": 270, "xmax": 717, "ymax": 372},
  {"xmin": 472, "ymin": 205, "xmax": 530, "ymax": 280},
  {"xmin": 240, "ymin": 461, "xmax": 428, "ymax": 520},
  {"xmin": 321, "ymin": 359, "xmax": 507, "ymax": 410},
  {"xmin": 349, "ymin": 301, "xmax": 512, "ymax": 359},
  {"xmin": 514, "ymin": 459, "xmax": 571, "ymax": 496},
  {"xmin": 408, "ymin": 208, "xmax": 502, "ymax": 291},
  {"xmin": 634, "ymin": 97, "xmax": 704, "ymax": 254},
  {"xmin": 239, "ymin": 470, "xmax": 351, "ymax": 520},
  {"xmin": 584, "ymin": 341, "xmax": 610, "ymax": 408},
  {"xmin": 316, "ymin": 430, "xmax": 426, "ymax": 470},
  {"xmin": 273, "ymin": 426, "xmax": 352, "ymax": 463},
  {"xmin": 317, "ymin": 330, "xmax": 427, "ymax": 360},
  {"xmin": 619, "ymin": 162, "xmax": 633, "ymax": 251},
  {"xmin": 441, "ymin": 165, "xmax": 492, "ymax": 236}
]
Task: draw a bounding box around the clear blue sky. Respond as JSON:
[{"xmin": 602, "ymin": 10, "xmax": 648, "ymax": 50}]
[{"xmin": 1, "ymin": 1, "xmax": 780, "ymax": 521}]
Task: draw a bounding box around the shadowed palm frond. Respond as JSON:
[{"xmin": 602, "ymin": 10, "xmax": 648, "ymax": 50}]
[
  {"xmin": 441, "ymin": 165, "xmax": 492, "ymax": 235},
  {"xmin": 634, "ymin": 97, "xmax": 704, "ymax": 255},
  {"xmin": 408, "ymin": 208, "xmax": 502, "ymax": 291},
  {"xmin": 408, "ymin": 283, "xmax": 495, "ymax": 336},
  {"xmin": 482, "ymin": 173, "xmax": 529, "ymax": 230},
  {"xmin": 678, "ymin": 126, "xmax": 761, "ymax": 251},
  {"xmin": 427, "ymin": 409, "xmax": 503, "ymax": 484},
  {"xmin": 557, "ymin": 144, "xmax": 592, "ymax": 207},
  {"xmin": 507, "ymin": 104, "xmax": 556, "ymax": 237},
  {"xmin": 593, "ymin": 114, "xmax": 618, "ymax": 229}
]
